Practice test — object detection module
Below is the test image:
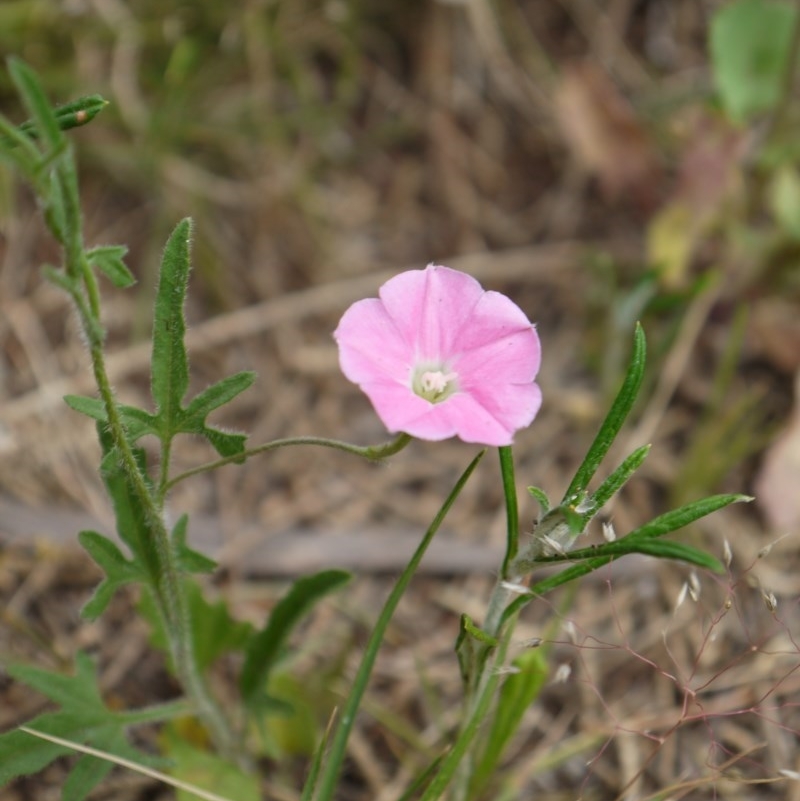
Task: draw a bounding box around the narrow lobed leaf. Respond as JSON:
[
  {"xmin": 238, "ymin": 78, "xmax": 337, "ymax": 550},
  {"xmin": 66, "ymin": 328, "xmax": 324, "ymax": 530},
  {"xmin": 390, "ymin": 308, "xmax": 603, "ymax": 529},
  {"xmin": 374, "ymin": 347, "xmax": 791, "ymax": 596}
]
[
  {"xmin": 562, "ymin": 323, "xmax": 646, "ymax": 503},
  {"xmin": 151, "ymin": 218, "xmax": 192, "ymax": 426},
  {"xmin": 86, "ymin": 245, "xmax": 135, "ymax": 288},
  {"xmin": 240, "ymin": 569, "xmax": 351, "ymax": 702}
]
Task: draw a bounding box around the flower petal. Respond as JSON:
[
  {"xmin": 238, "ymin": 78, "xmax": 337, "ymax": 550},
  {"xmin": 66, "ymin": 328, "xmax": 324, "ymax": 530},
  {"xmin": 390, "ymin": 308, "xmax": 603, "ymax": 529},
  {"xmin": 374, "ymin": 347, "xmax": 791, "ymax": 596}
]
[
  {"xmin": 379, "ymin": 266, "xmax": 484, "ymax": 362},
  {"xmin": 334, "ymin": 298, "xmax": 411, "ymax": 384}
]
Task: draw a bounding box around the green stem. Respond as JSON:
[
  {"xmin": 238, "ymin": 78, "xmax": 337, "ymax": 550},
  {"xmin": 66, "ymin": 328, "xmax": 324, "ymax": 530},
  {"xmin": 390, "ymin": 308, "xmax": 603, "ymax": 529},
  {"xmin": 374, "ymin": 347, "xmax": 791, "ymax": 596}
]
[
  {"xmin": 54, "ymin": 145, "xmax": 237, "ymax": 759},
  {"xmin": 165, "ymin": 432, "xmax": 413, "ymax": 492},
  {"xmin": 497, "ymin": 446, "xmax": 519, "ymax": 579},
  {"xmin": 311, "ymin": 450, "xmax": 485, "ymax": 801}
]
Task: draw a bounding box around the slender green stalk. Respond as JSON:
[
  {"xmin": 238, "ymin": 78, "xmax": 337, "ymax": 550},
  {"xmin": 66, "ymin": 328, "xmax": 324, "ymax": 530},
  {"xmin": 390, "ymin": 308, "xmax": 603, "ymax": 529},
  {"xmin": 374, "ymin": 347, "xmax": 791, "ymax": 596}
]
[
  {"xmin": 311, "ymin": 450, "xmax": 485, "ymax": 801},
  {"xmin": 165, "ymin": 432, "xmax": 413, "ymax": 492},
  {"xmin": 11, "ymin": 61, "xmax": 240, "ymax": 759},
  {"xmin": 498, "ymin": 446, "xmax": 519, "ymax": 579}
]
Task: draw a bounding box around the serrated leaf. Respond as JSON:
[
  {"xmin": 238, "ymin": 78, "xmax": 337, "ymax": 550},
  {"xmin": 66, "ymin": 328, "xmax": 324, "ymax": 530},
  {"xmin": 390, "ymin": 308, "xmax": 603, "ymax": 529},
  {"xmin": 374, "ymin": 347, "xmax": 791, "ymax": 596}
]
[
  {"xmin": 172, "ymin": 515, "xmax": 217, "ymax": 574},
  {"xmin": 86, "ymin": 245, "xmax": 135, "ymax": 288},
  {"xmin": 240, "ymin": 569, "xmax": 351, "ymax": 702},
  {"xmin": 151, "ymin": 218, "xmax": 192, "ymax": 426},
  {"xmin": 79, "ymin": 530, "xmax": 143, "ymax": 620},
  {"xmin": 710, "ymin": 0, "xmax": 797, "ymax": 123}
]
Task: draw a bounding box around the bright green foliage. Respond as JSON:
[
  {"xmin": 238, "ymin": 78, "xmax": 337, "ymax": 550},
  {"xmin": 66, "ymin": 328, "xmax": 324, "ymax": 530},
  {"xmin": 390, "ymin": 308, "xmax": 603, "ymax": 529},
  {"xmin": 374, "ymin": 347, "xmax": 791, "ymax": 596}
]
[
  {"xmin": 0, "ymin": 654, "xmax": 155, "ymax": 801},
  {"xmin": 240, "ymin": 569, "xmax": 351, "ymax": 702},
  {"xmin": 710, "ymin": 0, "xmax": 797, "ymax": 122}
]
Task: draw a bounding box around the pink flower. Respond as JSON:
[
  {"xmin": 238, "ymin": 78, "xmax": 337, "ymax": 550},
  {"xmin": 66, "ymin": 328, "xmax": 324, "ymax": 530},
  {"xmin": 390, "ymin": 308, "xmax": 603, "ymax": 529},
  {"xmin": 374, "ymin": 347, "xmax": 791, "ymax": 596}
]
[{"xmin": 334, "ymin": 265, "xmax": 542, "ymax": 446}]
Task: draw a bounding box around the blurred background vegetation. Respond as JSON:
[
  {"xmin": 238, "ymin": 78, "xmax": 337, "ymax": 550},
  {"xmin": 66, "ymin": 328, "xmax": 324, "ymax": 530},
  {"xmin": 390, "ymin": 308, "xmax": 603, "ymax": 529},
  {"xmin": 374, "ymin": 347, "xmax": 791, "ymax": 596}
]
[{"xmin": 2, "ymin": 2, "xmax": 800, "ymax": 799}]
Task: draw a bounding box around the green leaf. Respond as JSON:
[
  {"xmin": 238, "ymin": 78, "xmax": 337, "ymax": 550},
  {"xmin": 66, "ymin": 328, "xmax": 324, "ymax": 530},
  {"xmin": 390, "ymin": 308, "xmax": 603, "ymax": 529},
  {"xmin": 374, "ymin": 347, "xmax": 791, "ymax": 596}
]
[
  {"xmin": 624, "ymin": 493, "xmax": 751, "ymax": 540},
  {"xmin": 64, "ymin": 396, "xmax": 158, "ymax": 442},
  {"xmin": 526, "ymin": 486, "xmax": 550, "ymax": 516},
  {"xmin": 311, "ymin": 451, "xmax": 485, "ymax": 801},
  {"xmin": 147, "ymin": 221, "xmax": 252, "ymax": 459},
  {"xmin": 161, "ymin": 725, "xmax": 260, "ymax": 801},
  {"xmin": 78, "ymin": 530, "xmax": 144, "ymax": 620},
  {"xmin": 62, "ymin": 754, "xmax": 114, "ymax": 801},
  {"xmin": 240, "ymin": 569, "xmax": 351, "ymax": 702},
  {"xmin": 8, "ymin": 57, "xmax": 63, "ymax": 151},
  {"xmin": 0, "ymin": 653, "xmax": 155, "ymax": 797},
  {"xmin": 455, "ymin": 613, "xmax": 499, "ymax": 689},
  {"xmin": 97, "ymin": 427, "xmax": 160, "ymax": 581},
  {"xmin": 0, "ymin": 111, "xmax": 41, "ymax": 172},
  {"xmin": 579, "ymin": 444, "xmax": 651, "ymax": 521},
  {"xmin": 151, "ymin": 218, "xmax": 192, "ymax": 427},
  {"xmin": 172, "ymin": 515, "xmax": 217, "ymax": 574},
  {"xmin": 201, "ymin": 427, "xmax": 247, "ymax": 459},
  {"xmin": 18, "ymin": 93, "xmax": 108, "ymax": 141},
  {"xmin": 140, "ymin": 579, "xmax": 253, "ymax": 672},
  {"xmin": 626, "ymin": 538, "xmax": 724, "ymax": 572},
  {"xmin": 184, "ymin": 372, "xmax": 256, "ymax": 418},
  {"xmin": 470, "ymin": 646, "xmax": 548, "ymax": 797},
  {"xmin": 562, "ymin": 324, "xmax": 646, "ymax": 504},
  {"xmin": 86, "ymin": 245, "xmax": 135, "ymax": 288},
  {"xmin": 710, "ymin": 0, "xmax": 797, "ymax": 123}
]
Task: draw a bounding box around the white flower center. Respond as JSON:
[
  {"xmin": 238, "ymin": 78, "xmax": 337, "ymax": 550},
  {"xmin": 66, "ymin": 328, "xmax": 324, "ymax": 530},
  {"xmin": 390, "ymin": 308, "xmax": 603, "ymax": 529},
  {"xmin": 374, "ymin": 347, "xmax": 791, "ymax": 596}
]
[{"xmin": 412, "ymin": 365, "xmax": 458, "ymax": 403}]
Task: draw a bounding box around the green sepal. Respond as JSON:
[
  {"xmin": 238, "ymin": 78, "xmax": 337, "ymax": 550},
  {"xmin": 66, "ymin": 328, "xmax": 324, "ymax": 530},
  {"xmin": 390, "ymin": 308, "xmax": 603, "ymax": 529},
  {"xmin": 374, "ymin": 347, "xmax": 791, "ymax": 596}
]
[
  {"xmin": 240, "ymin": 569, "xmax": 352, "ymax": 703},
  {"xmin": 86, "ymin": 245, "xmax": 135, "ymax": 288},
  {"xmin": 172, "ymin": 514, "xmax": 217, "ymax": 574},
  {"xmin": 78, "ymin": 530, "xmax": 144, "ymax": 620}
]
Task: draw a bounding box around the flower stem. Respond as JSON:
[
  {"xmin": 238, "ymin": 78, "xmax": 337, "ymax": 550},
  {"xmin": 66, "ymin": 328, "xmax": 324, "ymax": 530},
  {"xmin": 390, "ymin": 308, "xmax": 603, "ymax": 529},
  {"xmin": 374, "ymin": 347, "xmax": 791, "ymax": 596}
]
[{"xmin": 165, "ymin": 432, "xmax": 413, "ymax": 492}]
